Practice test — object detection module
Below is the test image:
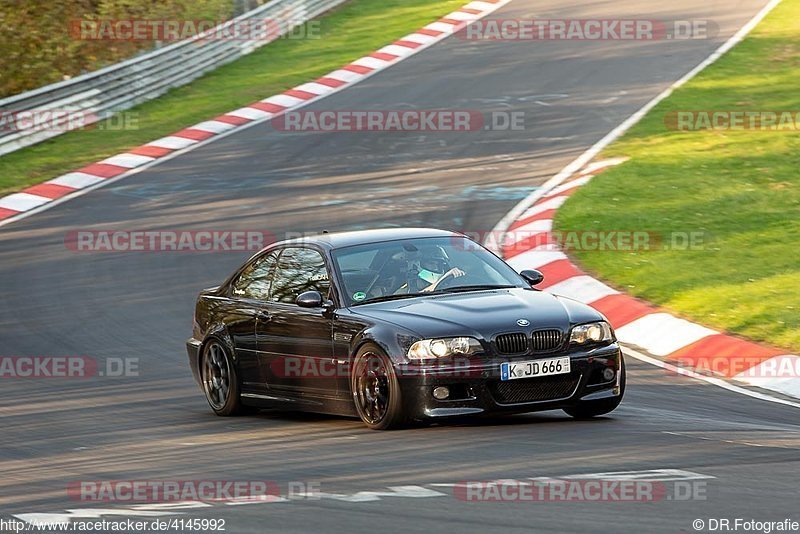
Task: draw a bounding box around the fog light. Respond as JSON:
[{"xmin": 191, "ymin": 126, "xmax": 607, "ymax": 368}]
[
  {"xmin": 603, "ymin": 368, "xmax": 616, "ymax": 381},
  {"xmin": 433, "ymin": 386, "xmax": 450, "ymax": 400}
]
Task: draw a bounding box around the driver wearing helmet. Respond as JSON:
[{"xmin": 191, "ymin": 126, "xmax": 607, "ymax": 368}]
[{"xmin": 395, "ymin": 245, "xmax": 466, "ymax": 294}]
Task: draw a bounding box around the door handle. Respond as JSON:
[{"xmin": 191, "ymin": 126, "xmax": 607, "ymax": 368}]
[{"xmin": 256, "ymin": 310, "xmax": 271, "ymax": 322}]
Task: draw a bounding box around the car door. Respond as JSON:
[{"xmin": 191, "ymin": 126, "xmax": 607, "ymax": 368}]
[
  {"xmin": 227, "ymin": 249, "xmax": 279, "ymax": 393},
  {"xmin": 257, "ymin": 246, "xmax": 336, "ymax": 400}
]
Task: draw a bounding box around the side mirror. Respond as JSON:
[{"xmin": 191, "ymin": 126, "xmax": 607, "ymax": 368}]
[
  {"xmin": 519, "ymin": 269, "xmax": 544, "ymax": 286},
  {"xmin": 296, "ymin": 290, "xmax": 324, "ymax": 308}
]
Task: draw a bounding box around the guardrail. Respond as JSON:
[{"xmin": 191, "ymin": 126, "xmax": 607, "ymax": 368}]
[{"xmin": 0, "ymin": 0, "xmax": 347, "ymax": 157}]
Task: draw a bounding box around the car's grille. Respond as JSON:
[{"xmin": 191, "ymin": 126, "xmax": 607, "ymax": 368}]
[
  {"xmin": 531, "ymin": 329, "xmax": 564, "ymax": 352},
  {"xmin": 494, "ymin": 333, "xmax": 528, "ymax": 354},
  {"xmin": 489, "ymin": 373, "xmax": 581, "ymax": 404}
]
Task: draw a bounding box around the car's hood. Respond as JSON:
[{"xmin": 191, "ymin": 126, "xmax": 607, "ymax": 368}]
[{"xmin": 350, "ymin": 288, "xmax": 603, "ymax": 340}]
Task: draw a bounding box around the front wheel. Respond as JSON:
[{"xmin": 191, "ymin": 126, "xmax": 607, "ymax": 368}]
[
  {"xmin": 563, "ymin": 359, "xmax": 626, "ymax": 419},
  {"xmin": 350, "ymin": 345, "xmax": 408, "ymax": 430},
  {"xmin": 201, "ymin": 339, "xmax": 246, "ymax": 416}
]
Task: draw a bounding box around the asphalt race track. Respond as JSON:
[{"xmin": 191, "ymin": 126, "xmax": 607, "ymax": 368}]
[{"xmin": 3, "ymin": 0, "xmax": 798, "ymax": 532}]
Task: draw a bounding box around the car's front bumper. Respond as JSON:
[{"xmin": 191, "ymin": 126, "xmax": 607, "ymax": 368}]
[{"xmin": 397, "ymin": 343, "xmax": 624, "ymax": 419}]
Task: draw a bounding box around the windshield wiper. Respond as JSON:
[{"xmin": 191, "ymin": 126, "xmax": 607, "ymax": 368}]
[
  {"xmin": 352, "ymin": 293, "xmax": 426, "ymax": 305},
  {"xmin": 435, "ymin": 284, "xmax": 516, "ymax": 294}
]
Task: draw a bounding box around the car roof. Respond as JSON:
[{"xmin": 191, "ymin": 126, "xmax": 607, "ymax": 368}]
[{"xmin": 278, "ymin": 228, "xmax": 462, "ymax": 250}]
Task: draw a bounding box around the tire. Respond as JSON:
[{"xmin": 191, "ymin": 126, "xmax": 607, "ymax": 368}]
[
  {"xmin": 200, "ymin": 339, "xmax": 246, "ymax": 416},
  {"xmin": 350, "ymin": 344, "xmax": 408, "ymax": 430},
  {"xmin": 563, "ymin": 358, "xmax": 626, "ymax": 419}
]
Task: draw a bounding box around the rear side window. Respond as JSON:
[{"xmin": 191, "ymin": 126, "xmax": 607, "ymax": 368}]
[
  {"xmin": 232, "ymin": 251, "xmax": 279, "ymax": 300},
  {"xmin": 270, "ymin": 247, "xmax": 331, "ymax": 304}
]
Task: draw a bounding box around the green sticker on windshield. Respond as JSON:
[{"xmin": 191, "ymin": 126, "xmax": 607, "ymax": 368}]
[{"xmin": 353, "ymin": 291, "xmax": 367, "ymax": 301}]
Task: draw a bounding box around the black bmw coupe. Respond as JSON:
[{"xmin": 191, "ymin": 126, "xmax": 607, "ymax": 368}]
[{"xmin": 187, "ymin": 228, "xmax": 625, "ymax": 429}]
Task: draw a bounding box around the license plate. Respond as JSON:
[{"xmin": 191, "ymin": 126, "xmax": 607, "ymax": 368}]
[{"xmin": 501, "ymin": 357, "xmax": 571, "ymax": 381}]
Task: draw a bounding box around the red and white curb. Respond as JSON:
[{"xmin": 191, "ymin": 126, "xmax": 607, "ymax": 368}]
[
  {"xmin": 498, "ymin": 158, "xmax": 800, "ymax": 400},
  {"xmin": 0, "ymin": 0, "xmax": 511, "ymax": 228}
]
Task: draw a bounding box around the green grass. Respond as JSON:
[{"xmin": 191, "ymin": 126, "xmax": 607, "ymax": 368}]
[
  {"xmin": 556, "ymin": 0, "xmax": 800, "ymax": 351},
  {"xmin": 0, "ymin": 0, "xmax": 466, "ymax": 194}
]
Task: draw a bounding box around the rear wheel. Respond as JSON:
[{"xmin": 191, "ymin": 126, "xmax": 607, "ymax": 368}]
[
  {"xmin": 350, "ymin": 345, "xmax": 408, "ymax": 430},
  {"xmin": 201, "ymin": 339, "xmax": 246, "ymax": 416},
  {"xmin": 563, "ymin": 359, "xmax": 626, "ymax": 419}
]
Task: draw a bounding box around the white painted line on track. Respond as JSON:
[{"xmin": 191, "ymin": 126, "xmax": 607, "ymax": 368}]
[
  {"xmin": 615, "ymin": 313, "xmax": 717, "ymax": 357},
  {"xmin": 226, "ymin": 107, "xmax": 273, "ymax": 120},
  {"xmin": 623, "ymin": 346, "xmax": 800, "ymax": 410},
  {"xmin": 505, "ymin": 249, "xmax": 566, "ymax": 271},
  {"xmin": 734, "ymin": 355, "xmax": 800, "ymax": 398},
  {"xmin": 262, "ymin": 94, "xmax": 306, "ymax": 108},
  {"xmin": 147, "ymin": 136, "xmax": 198, "ymax": 149},
  {"xmin": 504, "ymin": 219, "xmax": 553, "ymax": 242},
  {"xmin": 99, "ymin": 154, "xmax": 156, "ymax": 168},
  {"xmin": 48, "ymin": 172, "xmax": 105, "ymax": 189},
  {"xmin": 0, "ymin": 192, "xmax": 52, "ymax": 211},
  {"xmin": 545, "ymin": 275, "xmax": 619, "ymax": 303},
  {"xmin": 191, "ymin": 120, "xmax": 237, "ymax": 134},
  {"xmin": 515, "ymin": 195, "xmax": 568, "ymax": 220}
]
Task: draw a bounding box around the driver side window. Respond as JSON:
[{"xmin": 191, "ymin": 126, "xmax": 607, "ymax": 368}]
[
  {"xmin": 232, "ymin": 250, "xmax": 279, "ymax": 300},
  {"xmin": 270, "ymin": 247, "xmax": 331, "ymax": 304}
]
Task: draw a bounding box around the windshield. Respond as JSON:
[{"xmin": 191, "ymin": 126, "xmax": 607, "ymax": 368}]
[{"xmin": 332, "ymin": 236, "xmax": 527, "ymax": 306}]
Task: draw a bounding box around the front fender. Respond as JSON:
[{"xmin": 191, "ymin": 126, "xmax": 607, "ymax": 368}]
[{"xmin": 350, "ymin": 323, "xmax": 420, "ymax": 365}]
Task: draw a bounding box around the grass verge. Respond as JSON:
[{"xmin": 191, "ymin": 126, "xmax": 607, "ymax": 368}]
[
  {"xmin": 556, "ymin": 0, "xmax": 800, "ymax": 351},
  {"xmin": 0, "ymin": 0, "xmax": 466, "ymax": 195}
]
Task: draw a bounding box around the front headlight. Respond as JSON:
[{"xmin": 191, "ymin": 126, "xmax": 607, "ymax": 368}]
[
  {"xmin": 569, "ymin": 321, "xmax": 614, "ymax": 344},
  {"xmin": 407, "ymin": 337, "xmax": 483, "ymax": 360}
]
